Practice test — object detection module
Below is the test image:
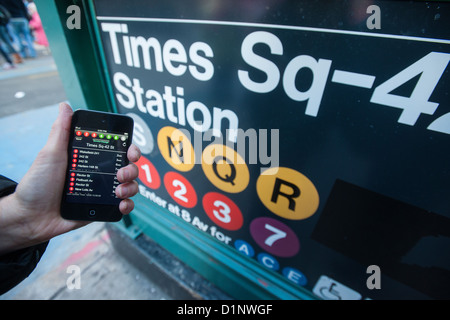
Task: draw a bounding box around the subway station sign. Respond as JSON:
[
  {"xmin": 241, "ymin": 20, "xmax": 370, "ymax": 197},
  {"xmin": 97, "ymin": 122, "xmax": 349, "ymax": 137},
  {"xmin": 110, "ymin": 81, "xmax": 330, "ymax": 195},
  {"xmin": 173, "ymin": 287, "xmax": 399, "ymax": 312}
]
[{"xmin": 92, "ymin": 0, "xmax": 450, "ymax": 299}]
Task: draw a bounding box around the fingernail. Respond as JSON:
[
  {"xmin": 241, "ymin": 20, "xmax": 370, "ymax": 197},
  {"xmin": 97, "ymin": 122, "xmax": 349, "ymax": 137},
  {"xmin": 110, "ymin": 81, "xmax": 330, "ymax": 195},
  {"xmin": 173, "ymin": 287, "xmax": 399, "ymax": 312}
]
[
  {"xmin": 133, "ymin": 148, "xmax": 140, "ymax": 160},
  {"xmin": 121, "ymin": 200, "xmax": 128, "ymax": 212},
  {"xmin": 121, "ymin": 169, "xmax": 128, "ymax": 181},
  {"xmin": 120, "ymin": 185, "xmax": 128, "ymax": 197}
]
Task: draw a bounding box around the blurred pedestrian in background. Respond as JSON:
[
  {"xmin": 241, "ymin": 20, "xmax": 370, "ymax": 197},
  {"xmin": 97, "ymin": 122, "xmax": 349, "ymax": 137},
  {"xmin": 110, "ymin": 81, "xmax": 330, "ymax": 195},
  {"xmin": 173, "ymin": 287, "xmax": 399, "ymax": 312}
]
[
  {"xmin": 0, "ymin": 45, "xmax": 14, "ymax": 69},
  {"xmin": 0, "ymin": 2, "xmax": 22, "ymax": 67},
  {"xmin": 0, "ymin": 0, "xmax": 36, "ymax": 59},
  {"xmin": 27, "ymin": 2, "xmax": 48, "ymax": 54}
]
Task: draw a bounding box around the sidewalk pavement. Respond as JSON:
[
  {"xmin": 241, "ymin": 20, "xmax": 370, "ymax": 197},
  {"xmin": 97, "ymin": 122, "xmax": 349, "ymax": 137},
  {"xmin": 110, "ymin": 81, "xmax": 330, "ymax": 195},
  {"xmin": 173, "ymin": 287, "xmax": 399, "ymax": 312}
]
[
  {"xmin": 0, "ymin": 53, "xmax": 57, "ymax": 81},
  {"xmin": 0, "ymin": 54, "xmax": 172, "ymax": 300}
]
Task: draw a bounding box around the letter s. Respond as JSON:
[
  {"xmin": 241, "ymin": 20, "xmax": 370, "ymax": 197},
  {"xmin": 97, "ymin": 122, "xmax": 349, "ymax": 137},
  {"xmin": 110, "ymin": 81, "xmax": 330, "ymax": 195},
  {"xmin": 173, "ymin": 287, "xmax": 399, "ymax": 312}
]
[
  {"xmin": 238, "ymin": 31, "xmax": 283, "ymax": 93},
  {"xmin": 113, "ymin": 72, "xmax": 135, "ymax": 109},
  {"xmin": 132, "ymin": 122, "xmax": 147, "ymax": 149},
  {"xmin": 189, "ymin": 42, "xmax": 214, "ymax": 81}
]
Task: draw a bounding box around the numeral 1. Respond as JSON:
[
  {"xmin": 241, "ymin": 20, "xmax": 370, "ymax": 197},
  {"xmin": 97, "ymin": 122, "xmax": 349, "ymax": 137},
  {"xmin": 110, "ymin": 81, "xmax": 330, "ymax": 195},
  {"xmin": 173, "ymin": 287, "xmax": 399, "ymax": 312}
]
[{"xmin": 141, "ymin": 164, "xmax": 152, "ymax": 183}]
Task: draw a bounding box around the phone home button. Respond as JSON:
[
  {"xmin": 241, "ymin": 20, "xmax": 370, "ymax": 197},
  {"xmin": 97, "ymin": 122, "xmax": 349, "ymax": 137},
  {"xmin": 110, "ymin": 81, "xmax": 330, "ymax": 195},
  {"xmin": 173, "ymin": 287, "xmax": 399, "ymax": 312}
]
[{"xmin": 89, "ymin": 209, "xmax": 96, "ymax": 217}]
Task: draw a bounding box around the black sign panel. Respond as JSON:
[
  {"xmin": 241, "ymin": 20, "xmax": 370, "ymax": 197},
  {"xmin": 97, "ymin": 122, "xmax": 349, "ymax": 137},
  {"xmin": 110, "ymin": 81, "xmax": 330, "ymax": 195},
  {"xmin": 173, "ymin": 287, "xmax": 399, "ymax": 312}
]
[{"xmin": 93, "ymin": 0, "xmax": 450, "ymax": 299}]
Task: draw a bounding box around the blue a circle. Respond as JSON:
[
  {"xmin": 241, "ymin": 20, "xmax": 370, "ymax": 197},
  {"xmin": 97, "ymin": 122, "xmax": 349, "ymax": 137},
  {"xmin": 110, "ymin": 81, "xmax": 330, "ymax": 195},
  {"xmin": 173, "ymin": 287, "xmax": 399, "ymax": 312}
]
[
  {"xmin": 282, "ymin": 267, "xmax": 307, "ymax": 286},
  {"xmin": 234, "ymin": 239, "xmax": 255, "ymax": 257}
]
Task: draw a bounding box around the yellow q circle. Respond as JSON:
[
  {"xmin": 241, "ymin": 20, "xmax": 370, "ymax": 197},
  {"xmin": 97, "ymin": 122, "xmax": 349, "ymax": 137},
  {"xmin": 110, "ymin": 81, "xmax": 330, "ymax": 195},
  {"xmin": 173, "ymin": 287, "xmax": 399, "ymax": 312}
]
[
  {"xmin": 256, "ymin": 167, "xmax": 319, "ymax": 220},
  {"xmin": 201, "ymin": 144, "xmax": 249, "ymax": 193},
  {"xmin": 157, "ymin": 126, "xmax": 195, "ymax": 172}
]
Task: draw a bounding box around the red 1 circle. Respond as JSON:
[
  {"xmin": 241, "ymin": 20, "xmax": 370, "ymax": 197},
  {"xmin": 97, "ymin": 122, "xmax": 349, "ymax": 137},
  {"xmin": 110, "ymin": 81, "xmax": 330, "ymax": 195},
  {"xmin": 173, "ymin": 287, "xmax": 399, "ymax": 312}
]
[
  {"xmin": 164, "ymin": 172, "xmax": 197, "ymax": 208},
  {"xmin": 136, "ymin": 156, "xmax": 161, "ymax": 189},
  {"xmin": 202, "ymin": 192, "xmax": 243, "ymax": 231}
]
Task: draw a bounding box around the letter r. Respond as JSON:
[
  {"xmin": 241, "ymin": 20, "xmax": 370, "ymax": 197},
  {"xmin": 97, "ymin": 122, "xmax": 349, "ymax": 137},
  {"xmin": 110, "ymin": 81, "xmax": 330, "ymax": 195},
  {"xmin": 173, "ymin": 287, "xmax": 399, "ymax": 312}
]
[{"xmin": 270, "ymin": 178, "xmax": 300, "ymax": 211}]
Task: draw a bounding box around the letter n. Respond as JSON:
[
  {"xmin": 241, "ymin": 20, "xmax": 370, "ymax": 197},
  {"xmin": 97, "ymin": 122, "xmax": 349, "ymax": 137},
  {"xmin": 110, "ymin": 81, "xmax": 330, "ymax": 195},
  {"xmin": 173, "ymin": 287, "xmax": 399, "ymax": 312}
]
[{"xmin": 167, "ymin": 136, "xmax": 184, "ymax": 163}]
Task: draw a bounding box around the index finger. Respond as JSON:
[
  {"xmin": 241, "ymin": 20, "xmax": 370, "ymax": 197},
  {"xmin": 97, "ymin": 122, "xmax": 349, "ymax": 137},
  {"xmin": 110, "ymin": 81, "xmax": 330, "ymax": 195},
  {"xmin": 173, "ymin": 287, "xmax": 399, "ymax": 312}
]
[{"xmin": 127, "ymin": 144, "xmax": 141, "ymax": 163}]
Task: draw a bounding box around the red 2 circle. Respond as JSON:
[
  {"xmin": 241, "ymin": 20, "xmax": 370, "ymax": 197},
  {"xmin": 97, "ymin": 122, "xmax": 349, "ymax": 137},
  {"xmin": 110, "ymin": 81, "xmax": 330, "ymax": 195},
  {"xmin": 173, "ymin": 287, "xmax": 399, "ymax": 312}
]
[
  {"xmin": 202, "ymin": 192, "xmax": 243, "ymax": 231},
  {"xmin": 164, "ymin": 172, "xmax": 197, "ymax": 208}
]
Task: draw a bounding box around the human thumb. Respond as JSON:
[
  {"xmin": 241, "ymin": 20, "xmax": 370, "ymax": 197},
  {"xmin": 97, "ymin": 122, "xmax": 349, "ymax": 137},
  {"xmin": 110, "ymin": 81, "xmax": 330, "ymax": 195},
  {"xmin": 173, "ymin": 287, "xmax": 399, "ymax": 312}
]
[{"xmin": 44, "ymin": 102, "xmax": 74, "ymax": 153}]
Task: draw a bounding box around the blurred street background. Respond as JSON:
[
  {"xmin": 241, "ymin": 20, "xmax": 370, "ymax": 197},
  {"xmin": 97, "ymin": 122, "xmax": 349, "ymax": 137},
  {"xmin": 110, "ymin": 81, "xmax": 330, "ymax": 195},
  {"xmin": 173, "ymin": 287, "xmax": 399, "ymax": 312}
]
[
  {"xmin": 0, "ymin": 22, "xmax": 171, "ymax": 301},
  {"xmin": 0, "ymin": 1, "xmax": 232, "ymax": 301}
]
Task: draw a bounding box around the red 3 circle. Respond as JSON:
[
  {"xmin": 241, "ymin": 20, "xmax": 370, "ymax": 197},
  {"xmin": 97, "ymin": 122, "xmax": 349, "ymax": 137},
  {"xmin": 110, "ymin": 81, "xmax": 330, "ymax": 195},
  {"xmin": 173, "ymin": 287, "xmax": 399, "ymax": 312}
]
[{"xmin": 202, "ymin": 192, "xmax": 243, "ymax": 231}]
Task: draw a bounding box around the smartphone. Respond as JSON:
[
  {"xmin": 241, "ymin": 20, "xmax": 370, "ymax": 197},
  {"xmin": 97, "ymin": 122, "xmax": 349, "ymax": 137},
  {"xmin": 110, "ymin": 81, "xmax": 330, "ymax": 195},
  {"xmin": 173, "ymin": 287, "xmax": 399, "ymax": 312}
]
[{"xmin": 61, "ymin": 109, "xmax": 134, "ymax": 221}]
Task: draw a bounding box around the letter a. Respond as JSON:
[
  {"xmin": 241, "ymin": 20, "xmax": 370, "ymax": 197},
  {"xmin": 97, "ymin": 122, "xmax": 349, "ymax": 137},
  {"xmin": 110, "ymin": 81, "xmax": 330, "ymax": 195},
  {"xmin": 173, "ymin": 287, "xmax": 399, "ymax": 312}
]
[
  {"xmin": 66, "ymin": 5, "xmax": 81, "ymax": 30},
  {"xmin": 366, "ymin": 265, "xmax": 381, "ymax": 289},
  {"xmin": 366, "ymin": 5, "xmax": 381, "ymax": 30},
  {"xmin": 66, "ymin": 265, "xmax": 81, "ymax": 289}
]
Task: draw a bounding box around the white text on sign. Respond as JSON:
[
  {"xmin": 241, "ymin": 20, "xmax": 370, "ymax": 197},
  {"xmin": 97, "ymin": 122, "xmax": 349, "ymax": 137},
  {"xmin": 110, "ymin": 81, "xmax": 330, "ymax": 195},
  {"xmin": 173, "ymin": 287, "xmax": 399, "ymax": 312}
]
[{"xmin": 101, "ymin": 22, "xmax": 450, "ymax": 136}]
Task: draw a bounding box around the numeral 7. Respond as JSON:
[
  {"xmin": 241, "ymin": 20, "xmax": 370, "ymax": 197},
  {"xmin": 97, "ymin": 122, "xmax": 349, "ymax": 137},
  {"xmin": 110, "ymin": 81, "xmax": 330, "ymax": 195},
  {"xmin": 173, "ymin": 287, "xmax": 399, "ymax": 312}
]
[{"xmin": 264, "ymin": 224, "xmax": 287, "ymax": 247}]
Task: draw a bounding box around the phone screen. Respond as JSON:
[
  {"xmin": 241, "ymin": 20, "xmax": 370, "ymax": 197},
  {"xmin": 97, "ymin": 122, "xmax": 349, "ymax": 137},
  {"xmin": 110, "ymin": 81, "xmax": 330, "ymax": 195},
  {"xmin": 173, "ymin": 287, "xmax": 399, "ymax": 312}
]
[
  {"xmin": 64, "ymin": 126, "xmax": 130, "ymax": 205},
  {"xmin": 61, "ymin": 110, "xmax": 134, "ymax": 221}
]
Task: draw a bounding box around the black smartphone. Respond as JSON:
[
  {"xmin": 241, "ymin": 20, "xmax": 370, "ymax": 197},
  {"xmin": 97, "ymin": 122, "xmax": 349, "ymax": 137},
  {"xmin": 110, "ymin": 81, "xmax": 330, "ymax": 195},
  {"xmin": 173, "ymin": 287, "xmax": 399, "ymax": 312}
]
[{"xmin": 61, "ymin": 109, "xmax": 134, "ymax": 221}]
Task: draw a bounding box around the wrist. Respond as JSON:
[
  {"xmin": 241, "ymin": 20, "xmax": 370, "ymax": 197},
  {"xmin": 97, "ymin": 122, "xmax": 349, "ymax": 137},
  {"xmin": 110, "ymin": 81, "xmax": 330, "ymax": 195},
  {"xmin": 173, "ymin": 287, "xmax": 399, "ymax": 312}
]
[{"xmin": 0, "ymin": 193, "xmax": 39, "ymax": 255}]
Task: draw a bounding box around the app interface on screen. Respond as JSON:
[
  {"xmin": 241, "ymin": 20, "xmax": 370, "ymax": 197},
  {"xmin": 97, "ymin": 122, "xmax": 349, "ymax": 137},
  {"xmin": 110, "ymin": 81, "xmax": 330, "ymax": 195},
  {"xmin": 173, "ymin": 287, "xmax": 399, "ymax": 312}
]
[{"xmin": 65, "ymin": 126, "xmax": 129, "ymax": 205}]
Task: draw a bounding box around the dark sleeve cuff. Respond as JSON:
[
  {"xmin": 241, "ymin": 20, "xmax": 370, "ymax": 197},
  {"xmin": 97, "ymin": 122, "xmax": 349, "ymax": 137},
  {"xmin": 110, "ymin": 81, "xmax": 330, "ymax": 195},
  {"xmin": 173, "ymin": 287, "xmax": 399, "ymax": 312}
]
[
  {"xmin": 0, "ymin": 175, "xmax": 17, "ymax": 198},
  {"xmin": 0, "ymin": 175, "xmax": 49, "ymax": 295},
  {"xmin": 0, "ymin": 241, "xmax": 49, "ymax": 295}
]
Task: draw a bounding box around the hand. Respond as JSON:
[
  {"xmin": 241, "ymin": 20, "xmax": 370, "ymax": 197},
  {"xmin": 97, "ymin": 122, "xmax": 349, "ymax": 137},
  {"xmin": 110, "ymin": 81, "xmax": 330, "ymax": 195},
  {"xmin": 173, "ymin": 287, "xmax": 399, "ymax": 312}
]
[
  {"xmin": 115, "ymin": 144, "xmax": 141, "ymax": 213},
  {"xmin": 0, "ymin": 103, "xmax": 141, "ymax": 255}
]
